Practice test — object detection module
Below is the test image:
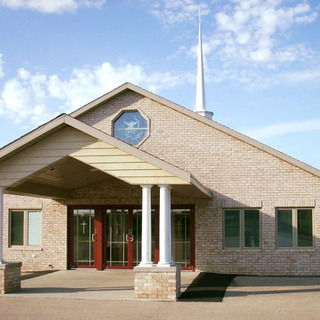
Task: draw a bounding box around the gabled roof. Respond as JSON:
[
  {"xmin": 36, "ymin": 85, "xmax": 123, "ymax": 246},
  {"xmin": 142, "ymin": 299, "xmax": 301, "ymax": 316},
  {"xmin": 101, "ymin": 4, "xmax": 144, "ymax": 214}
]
[
  {"xmin": 71, "ymin": 82, "xmax": 320, "ymax": 178},
  {"xmin": 0, "ymin": 114, "xmax": 211, "ymax": 198}
]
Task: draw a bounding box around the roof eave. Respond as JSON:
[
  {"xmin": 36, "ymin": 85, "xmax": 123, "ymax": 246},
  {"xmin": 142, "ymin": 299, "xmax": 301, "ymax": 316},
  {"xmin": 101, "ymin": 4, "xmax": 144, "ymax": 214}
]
[{"xmin": 0, "ymin": 114, "xmax": 68, "ymax": 162}]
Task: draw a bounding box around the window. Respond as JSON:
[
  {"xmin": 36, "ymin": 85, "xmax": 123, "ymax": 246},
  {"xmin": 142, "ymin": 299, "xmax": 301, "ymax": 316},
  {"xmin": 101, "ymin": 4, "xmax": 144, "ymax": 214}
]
[
  {"xmin": 171, "ymin": 208, "xmax": 192, "ymax": 268},
  {"xmin": 10, "ymin": 210, "xmax": 41, "ymax": 247},
  {"xmin": 277, "ymin": 208, "xmax": 313, "ymax": 248},
  {"xmin": 113, "ymin": 110, "xmax": 148, "ymax": 146},
  {"xmin": 224, "ymin": 209, "xmax": 260, "ymax": 248}
]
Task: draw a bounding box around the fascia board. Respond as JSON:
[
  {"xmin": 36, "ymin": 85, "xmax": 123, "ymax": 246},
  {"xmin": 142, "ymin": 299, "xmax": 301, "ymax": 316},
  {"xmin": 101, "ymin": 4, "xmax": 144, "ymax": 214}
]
[{"xmin": 0, "ymin": 114, "xmax": 67, "ymax": 162}]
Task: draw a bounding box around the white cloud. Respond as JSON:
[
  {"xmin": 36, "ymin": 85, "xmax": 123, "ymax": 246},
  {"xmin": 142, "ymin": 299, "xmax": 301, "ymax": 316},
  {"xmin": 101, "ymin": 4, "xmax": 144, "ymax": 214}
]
[
  {"xmin": 212, "ymin": 0, "xmax": 318, "ymax": 65},
  {"xmin": 0, "ymin": 61, "xmax": 187, "ymax": 126},
  {"xmin": 242, "ymin": 118, "xmax": 320, "ymax": 139},
  {"xmin": 0, "ymin": 68, "xmax": 53, "ymax": 124},
  {"xmin": 147, "ymin": 0, "xmax": 210, "ymax": 25},
  {"xmin": 281, "ymin": 68, "xmax": 320, "ymax": 84},
  {"xmin": 163, "ymin": 1, "xmax": 318, "ymax": 88},
  {"xmin": 0, "ymin": 0, "xmax": 105, "ymax": 14},
  {"xmin": 0, "ymin": 53, "xmax": 4, "ymax": 78},
  {"xmin": 241, "ymin": 66, "xmax": 320, "ymax": 89}
]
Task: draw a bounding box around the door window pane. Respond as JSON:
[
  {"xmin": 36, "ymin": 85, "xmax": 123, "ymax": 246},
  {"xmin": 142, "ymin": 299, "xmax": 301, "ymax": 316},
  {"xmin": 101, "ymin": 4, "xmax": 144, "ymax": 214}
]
[
  {"xmin": 11, "ymin": 211, "xmax": 24, "ymax": 246},
  {"xmin": 28, "ymin": 211, "xmax": 41, "ymax": 246},
  {"xmin": 73, "ymin": 209, "xmax": 95, "ymax": 266},
  {"xmin": 297, "ymin": 209, "xmax": 313, "ymax": 247},
  {"xmin": 133, "ymin": 210, "xmax": 142, "ymax": 266},
  {"xmin": 172, "ymin": 209, "xmax": 191, "ymax": 267},
  {"xmin": 105, "ymin": 207, "xmax": 193, "ymax": 269},
  {"xmin": 244, "ymin": 210, "xmax": 260, "ymax": 248},
  {"xmin": 106, "ymin": 209, "xmax": 129, "ymax": 267},
  {"xmin": 224, "ymin": 210, "xmax": 240, "ymax": 247},
  {"xmin": 277, "ymin": 210, "xmax": 293, "ymax": 247}
]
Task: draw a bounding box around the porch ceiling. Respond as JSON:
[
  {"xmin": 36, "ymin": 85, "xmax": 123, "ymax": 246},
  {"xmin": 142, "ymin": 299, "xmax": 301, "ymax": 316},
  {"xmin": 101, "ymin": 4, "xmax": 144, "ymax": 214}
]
[
  {"xmin": 5, "ymin": 156, "xmax": 209, "ymax": 199},
  {"xmin": 0, "ymin": 115, "xmax": 212, "ymax": 199}
]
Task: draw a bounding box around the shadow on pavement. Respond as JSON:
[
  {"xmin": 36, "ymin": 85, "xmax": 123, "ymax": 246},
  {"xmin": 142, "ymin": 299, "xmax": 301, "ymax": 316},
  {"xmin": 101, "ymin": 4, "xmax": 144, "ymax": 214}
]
[
  {"xmin": 21, "ymin": 270, "xmax": 59, "ymax": 281},
  {"xmin": 179, "ymin": 272, "xmax": 235, "ymax": 302}
]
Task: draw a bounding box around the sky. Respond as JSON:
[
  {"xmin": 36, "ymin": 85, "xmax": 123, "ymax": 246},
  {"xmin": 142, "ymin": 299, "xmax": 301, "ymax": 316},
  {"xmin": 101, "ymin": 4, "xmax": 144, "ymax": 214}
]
[{"xmin": 0, "ymin": 0, "xmax": 319, "ymax": 169}]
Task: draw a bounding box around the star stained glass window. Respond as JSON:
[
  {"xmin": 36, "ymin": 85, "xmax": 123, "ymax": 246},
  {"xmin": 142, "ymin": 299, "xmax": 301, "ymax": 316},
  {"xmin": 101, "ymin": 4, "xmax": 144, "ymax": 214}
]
[{"xmin": 113, "ymin": 111, "xmax": 148, "ymax": 146}]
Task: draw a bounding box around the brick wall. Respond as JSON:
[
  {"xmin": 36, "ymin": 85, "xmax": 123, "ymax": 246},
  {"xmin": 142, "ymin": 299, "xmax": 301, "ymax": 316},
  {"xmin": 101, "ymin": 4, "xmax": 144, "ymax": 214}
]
[
  {"xmin": 0, "ymin": 262, "xmax": 21, "ymax": 294},
  {"xmin": 134, "ymin": 266, "xmax": 181, "ymax": 300},
  {"xmin": 3, "ymin": 195, "xmax": 67, "ymax": 271},
  {"xmin": 78, "ymin": 91, "xmax": 320, "ymax": 276},
  {"xmin": 2, "ymin": 90, "xmax": 320, "ymax": 275}
]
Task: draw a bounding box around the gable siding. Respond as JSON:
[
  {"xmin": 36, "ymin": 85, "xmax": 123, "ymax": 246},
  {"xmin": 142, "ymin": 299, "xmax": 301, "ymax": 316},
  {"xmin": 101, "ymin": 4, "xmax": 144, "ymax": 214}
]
[{"xmin": 0, "ymin": 127, "xmax": 97, "ymax": 187}]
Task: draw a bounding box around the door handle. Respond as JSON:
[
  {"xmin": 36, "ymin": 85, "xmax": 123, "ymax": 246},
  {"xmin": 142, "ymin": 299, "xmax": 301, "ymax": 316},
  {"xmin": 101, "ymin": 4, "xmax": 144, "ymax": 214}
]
[
  {"xmin": 92, "ymin": 229, "xmax": 97, "ymax": 242},
  {"xmin": 126, "ymin": 234, "xmax": 134, "ymax": 242}
]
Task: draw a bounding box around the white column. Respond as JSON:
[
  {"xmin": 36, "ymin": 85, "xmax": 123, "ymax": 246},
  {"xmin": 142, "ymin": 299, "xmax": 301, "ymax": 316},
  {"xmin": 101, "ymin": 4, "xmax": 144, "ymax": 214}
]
[
  {"xmin": 0, "ymin": 187, "xmax": 3, "ymax": 263},
  {"xmin": 157, "ymin": 185, "xmax": 174, "ymax": 267},
  {"xmin": 139, "ymin": 185, "xmax": 153, "ymax": 267}
]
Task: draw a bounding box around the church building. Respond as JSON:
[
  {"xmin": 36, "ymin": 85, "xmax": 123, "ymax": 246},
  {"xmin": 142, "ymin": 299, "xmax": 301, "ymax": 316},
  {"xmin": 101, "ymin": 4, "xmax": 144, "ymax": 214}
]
[{"xmin": 1, "ymin": 18, "xmax": 320, "ymax": 298}]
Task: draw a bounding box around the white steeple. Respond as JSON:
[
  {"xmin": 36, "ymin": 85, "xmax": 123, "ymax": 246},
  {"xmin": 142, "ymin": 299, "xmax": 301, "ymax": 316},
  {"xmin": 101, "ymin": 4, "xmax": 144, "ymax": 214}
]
[{"xmin": 194, "ymin": 10, "xmax": 213, "ymax": 120}]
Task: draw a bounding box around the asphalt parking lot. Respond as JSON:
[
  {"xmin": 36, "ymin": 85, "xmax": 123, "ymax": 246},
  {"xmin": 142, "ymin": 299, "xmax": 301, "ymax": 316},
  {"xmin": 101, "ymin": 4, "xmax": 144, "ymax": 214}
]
[{"xmin": 1, "ymin": 270, "xmax": 320, "ymax": 320}]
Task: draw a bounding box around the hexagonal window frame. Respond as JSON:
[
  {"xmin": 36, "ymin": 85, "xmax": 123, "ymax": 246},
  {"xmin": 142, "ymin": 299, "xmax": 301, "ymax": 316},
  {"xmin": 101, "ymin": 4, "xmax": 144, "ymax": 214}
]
[{"xmin": 112, "ymin": 109, "xmax": 150, "ymax": 147}]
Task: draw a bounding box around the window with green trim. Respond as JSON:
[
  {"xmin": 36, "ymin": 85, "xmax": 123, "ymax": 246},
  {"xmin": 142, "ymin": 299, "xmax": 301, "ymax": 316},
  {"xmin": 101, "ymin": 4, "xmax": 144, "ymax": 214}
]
[
  {"xmin": 277, "ymin": 208, "xmax": 313, "ymax": 248},
  {"xmin": 224, "ymin": 209, "xmax": 260, "ymax": 249},
  {"xmin": 10, "ymin": 210, "xmax": 42, "ymax": 247}
]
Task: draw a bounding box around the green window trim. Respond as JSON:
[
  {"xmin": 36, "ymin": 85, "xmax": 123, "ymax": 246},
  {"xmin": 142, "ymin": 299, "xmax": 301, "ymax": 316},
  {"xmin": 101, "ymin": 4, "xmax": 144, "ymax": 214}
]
[
  {"xmin": 9, "ymin": 210, "xmax": 42, "ymax": 247},
  {"xmin": 223, "ymin": 209, "xmax": 261, "ymax": 249},
  {"xmin": 277, "ymin": 208, "xmax": 314, "ymax": 249}
]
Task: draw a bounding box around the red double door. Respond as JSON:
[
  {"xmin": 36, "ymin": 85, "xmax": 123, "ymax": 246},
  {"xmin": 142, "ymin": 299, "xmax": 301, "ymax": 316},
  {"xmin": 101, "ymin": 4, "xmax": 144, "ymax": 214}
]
[{"xmin": 68, "ymin": 206, "xmax": 194, "ymax": 270}]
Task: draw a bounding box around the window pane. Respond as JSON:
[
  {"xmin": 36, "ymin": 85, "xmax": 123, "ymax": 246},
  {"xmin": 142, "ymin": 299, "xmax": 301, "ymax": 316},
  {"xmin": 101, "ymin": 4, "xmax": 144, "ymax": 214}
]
[
  {"xmin": 277, "ymin": 210, "xmax": 293, "ymax": 247},
  {"xmin": 106, "ymin": 209, "xmax": 129, "ymax": 267},
  {"xmin": 297, "ymin": 209, "xmax": 313, "ymax": 247},
  {"xmin": 224, "ymin": 210, "xmax": 240, "ymax": 247},
  {"xmin": 28, "ymin": 211, "xmax": 41, "ymax": 246},
  {"xmin": 172, "ymin": 209, "xmax": 191, "ymax": 267},
  {"xmin": 244, "ymin": 210, "xmax": 260, "ymax": 248},
  {"xmin": 113, "ymin": 111, "xmax": 148, "ymax": 146},
  {"xmin": 11, "ymin": 211, "xmax": 24, "ymax": 246}
]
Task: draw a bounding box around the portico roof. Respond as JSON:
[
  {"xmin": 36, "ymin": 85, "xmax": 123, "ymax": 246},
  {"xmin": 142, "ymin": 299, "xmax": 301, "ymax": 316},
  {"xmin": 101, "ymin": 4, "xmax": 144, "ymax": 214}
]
[{"xmin": 0, "ymin": 114, "xmax": 211, "ymax": 199}]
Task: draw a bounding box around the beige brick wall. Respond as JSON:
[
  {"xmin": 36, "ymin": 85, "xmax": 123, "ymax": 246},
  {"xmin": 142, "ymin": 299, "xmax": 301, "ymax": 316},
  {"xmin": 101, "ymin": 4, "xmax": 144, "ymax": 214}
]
[
  {"xmin": 0, "ymin": 262, "xmax": 21, "ymax": 294},
  {"xmin": 78, "ymin": 91, "xmax": 320, "ymax": 276},
  {"xmin": 2, "ymin": 90, "xmax": 320, "ymax": 275},
  {"xmin": 134, "ymin": 266, "xmax": 181, "ymax": 300},
  {"xmin": 3, "ymin": 195, "xmax": 67, "ymax": 271}
]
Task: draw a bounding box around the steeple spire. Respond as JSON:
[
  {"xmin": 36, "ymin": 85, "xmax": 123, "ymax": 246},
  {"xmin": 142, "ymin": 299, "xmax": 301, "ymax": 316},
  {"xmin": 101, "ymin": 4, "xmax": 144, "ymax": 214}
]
[{"xmin": 194, "ymin": 10, "xmax": 213, "ymax": 120}]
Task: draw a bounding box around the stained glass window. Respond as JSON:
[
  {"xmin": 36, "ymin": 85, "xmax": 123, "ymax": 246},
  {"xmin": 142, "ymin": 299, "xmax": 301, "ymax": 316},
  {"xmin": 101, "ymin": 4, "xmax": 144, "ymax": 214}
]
[{"xmin": 113, "ymin": 111, "xmax": 148, "ymax": 146}]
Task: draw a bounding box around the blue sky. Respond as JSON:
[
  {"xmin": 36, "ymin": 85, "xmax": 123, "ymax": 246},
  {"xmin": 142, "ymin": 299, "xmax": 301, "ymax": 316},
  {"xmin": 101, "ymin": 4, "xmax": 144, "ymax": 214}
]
[{"xmin": 0, "ymin": 0, "xmax": 319, "ymax": 169}]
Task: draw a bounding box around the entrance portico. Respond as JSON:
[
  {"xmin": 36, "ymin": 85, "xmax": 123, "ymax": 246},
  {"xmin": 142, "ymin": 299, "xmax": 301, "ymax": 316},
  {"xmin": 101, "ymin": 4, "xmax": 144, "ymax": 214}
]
[{"xmin": 0, "ymin": 114, "xmax": 211, "ymax": 297}]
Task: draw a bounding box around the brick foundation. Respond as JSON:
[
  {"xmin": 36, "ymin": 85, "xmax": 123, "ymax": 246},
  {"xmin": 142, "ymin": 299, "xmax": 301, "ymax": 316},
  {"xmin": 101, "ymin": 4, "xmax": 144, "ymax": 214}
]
[
  {"xmin": 134, "ymin": 265, "xmax": 181, "ymax": 300},
  {"xmin": 0, "ymin": 262, "xmax": 22, "ymax": 294}
]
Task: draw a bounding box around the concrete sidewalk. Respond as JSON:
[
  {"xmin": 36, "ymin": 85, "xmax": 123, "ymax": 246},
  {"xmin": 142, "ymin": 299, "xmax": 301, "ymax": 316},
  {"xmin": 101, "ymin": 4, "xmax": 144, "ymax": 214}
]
[
  {"xmin": 4, "ymin": 269, "xmax": 200, "ymax": 300},
  {"xmin": 3, "ymin": 269, "xmax": 320, "ymax": 301},
  {"xmin": 1, "ymin": 271, "xmax": 320, "ymax": 319}
]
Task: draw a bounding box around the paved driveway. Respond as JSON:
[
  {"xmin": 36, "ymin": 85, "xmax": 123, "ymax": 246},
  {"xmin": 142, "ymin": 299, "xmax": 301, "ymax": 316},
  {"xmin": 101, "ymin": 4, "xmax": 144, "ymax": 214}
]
[{"xmin": 1, "ymin": 271, "xmax": 320, "ymax": 319}]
